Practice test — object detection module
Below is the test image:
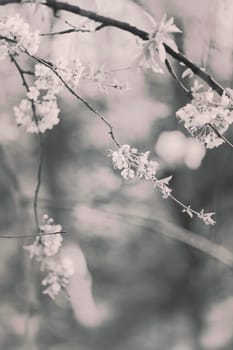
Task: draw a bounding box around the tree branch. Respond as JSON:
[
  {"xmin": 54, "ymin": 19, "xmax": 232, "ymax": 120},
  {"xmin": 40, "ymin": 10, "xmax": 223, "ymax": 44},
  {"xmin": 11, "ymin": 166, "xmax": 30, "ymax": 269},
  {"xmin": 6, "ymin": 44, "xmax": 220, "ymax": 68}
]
[{"xmin": 0, "ymin": 0, "xmax": 227, "ymax": 96}]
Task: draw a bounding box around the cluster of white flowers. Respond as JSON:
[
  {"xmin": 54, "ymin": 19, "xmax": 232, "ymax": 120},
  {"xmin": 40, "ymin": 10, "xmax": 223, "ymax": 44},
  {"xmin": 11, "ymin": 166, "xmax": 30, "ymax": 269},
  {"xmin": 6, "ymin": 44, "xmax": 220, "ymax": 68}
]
[
  {"xmin": 14, "ymin": 97, "xmax": 60, "ymax": 133},
  {"xmin": 135, "ymin": 14, "xmax": 181, "ymax": 73},
  {"xmin": 108, "ymin": 144, "xmax": 173, "ymax": 199},
  {"xmin": 0, "ymin": 14, "xmax": 40, "ymax": 60},
  {"xmin": 41, "ymin": 256, "xmax": 74, "ymax": 299},
  {"xmin": 108, "ymin": 144, "xmax": 216, "ymax": 225},
  {"xmin": 13, "ymin": 59, "xmax": 72, "ymax": 133},
  {"xmin": 24, "ymin": 215, "xmax": 74, "ymax": 299},
  {"xmin": 176, "ymin": 86, "xmax": 233, "ymax": 148},
  {"xmin": 108, "ymin": 144, "xmax": 159, "ymax": 180}
]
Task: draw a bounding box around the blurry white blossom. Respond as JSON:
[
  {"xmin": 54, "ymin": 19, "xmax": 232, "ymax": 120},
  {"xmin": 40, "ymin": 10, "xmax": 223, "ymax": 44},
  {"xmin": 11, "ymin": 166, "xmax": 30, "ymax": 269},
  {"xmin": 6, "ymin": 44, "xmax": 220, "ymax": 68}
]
[
  {"xmin": 155, "ymin": 131, "xmax": 206, "ymax": 169},
  {"xmin": 135, "ymin": 14, "xmax": 181, "ymax": 73},
  {"xmin": 0, "ymin": 14, "xmax": 40, "ymax": 58},
  {"xmin": 14, "ymin": 98, "xmax": 60, "ymax": 133}
]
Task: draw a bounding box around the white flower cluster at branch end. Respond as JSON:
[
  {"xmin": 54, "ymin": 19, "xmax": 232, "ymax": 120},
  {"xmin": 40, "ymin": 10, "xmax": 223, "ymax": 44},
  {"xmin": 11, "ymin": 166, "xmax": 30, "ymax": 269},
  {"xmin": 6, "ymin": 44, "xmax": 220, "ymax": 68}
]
[
  {"xmin": 0, "ymin": 14, "xmax": 40, "ymax": 60},
  {"xmin": 176, "ymin": 84, "xmax": 233, "ymax": 149},
  {"xmin": 108, "ymin": 144, "xmax": 172, "ymax": 198},
  {"xmin": 108, "ymin": 144, "xmax": 216, "ymax": 225},
  {"xmin": 135, "ymin": 14, "xmax": 181, "ymax": 73},
  {"xmin": 108, "ymin": 144, "xmax": 160, "ymax": 180},
  {"xmin": 24, "ymin": 215, "xmax": 74, "ymax": 299}
]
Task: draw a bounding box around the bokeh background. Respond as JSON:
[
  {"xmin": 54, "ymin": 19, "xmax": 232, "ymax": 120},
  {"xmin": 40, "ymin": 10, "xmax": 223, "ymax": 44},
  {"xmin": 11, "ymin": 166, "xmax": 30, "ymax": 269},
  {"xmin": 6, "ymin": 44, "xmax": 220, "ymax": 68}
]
[{"xmin": 1, "ymin": 0, "xmax": 233, "ymax": 349}]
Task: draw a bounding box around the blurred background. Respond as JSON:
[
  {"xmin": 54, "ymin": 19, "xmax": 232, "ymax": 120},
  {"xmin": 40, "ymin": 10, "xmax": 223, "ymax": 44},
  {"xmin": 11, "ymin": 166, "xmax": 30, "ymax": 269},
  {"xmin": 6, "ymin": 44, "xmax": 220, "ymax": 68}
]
[{"xmin": 1, "ymin": 0, "xmax": 233, "ymax": 349}]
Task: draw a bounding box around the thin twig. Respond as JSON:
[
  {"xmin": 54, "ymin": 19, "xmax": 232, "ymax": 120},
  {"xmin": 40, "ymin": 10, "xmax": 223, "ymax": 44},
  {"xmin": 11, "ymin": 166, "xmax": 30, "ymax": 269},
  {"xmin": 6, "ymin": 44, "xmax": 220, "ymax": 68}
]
[
  {"xmin": 169, "ymin": 194, "xmax": 200, "ymax": 216},
  {"xmin": 10, "ymin": 55, "xmax": 30, "ymax": 92},
  {"xmin": 40, "ymin": 23, "xmax": 106, "ymax": 36},
  {"xmin": 22, "ymin": 70, "xmax": 34, "ymax": 75},
  {"xmin": 33, "ymin": 134, "xmax": 43, "ymax": 228},
  {"xmin": 0, "ymin": 231, "xmax": 66, "ymax": 239},
  {"xmin": 165, "ymin": 58, "xmax": 191, "ymax": 96}
]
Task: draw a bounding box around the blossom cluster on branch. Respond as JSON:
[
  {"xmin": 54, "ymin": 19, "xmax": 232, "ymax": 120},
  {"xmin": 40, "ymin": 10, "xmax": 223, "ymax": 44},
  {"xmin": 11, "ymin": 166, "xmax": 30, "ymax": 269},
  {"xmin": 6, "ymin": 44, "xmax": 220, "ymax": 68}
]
[
  {"xmin": 24, "ymin": 215, "xmax": 74, "ymax": 299},
  {"xmin": 14, "ymin": 58, "xmax": 83, "ymax": 133},
  {"xmin": 176, "ymin": 82, "xmax": 233, "ymax": 148},
  {"xmin": 0, "ymin": 14, "xmax": 40, "ymax": 59},
  {"xmin": 108, "ymin": 144, "xmax": 216, "ymax": 225}
]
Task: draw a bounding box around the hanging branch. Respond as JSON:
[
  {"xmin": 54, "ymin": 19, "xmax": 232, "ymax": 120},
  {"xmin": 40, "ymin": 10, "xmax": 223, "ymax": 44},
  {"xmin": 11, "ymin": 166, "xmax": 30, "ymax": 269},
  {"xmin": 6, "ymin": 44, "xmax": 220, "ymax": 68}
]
[{"xmin": 10, "ymin": 55, "xmax": 43, "ymax": 230}]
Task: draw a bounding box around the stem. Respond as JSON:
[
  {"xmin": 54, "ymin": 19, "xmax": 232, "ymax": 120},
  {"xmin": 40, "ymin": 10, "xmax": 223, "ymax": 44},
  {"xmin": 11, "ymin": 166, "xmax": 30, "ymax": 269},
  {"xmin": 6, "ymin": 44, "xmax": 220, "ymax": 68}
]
[
  {"xmin": 169, "ymin": 194, "xmax": 199, "ymax": 216},
  {"xmin": 40, "ymin": 23, "xmax": 106, "ymax": 36},
  {"xmin": 165, "ymin": 58, "xmax": 191, "ymax": 96},
  {"xmin": 0, "ymin": 231, "xmax": 66, "ymax": 239},
  {"xmin": 33, "ymin": 134, "xmax": 43, "ymax": 229}
]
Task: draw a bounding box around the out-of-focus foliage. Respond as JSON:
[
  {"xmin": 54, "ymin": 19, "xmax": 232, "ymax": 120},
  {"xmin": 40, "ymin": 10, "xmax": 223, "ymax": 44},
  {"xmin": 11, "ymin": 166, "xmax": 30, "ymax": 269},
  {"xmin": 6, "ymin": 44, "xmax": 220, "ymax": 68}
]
[{"xmin": 0, "ymin": 0, "xmax": 233, "ymax": 349}]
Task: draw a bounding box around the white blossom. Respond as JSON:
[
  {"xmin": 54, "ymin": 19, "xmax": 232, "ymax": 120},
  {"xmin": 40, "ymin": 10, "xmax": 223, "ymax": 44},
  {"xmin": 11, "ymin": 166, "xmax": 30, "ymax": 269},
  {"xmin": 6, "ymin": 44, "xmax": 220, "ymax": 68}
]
[
  {"xmin": 34, "ymin": 63, "xmax": 62, "ymax": 94},
  {"xmin": 24, "ymin": 215, "xmax": 63, "ymax": 260},
  {"xmin": 197, "ymin": 209, "xmax": 216, "ymax": 225},
  {"xmin": 176, "ymin": 88, "xmax": 233, "ymax": 148},
  {"xmin": 134, "ymin": 14, "xmax": 181, "ymax": 73},
  {"xmin": 27, "ymin": 86, "xmax": 40, "ymax": 101},
  {"xmin": 24, "ymin": 215, "xmax": 74, "ymax": 299},
  {"xmin": 182, "ymin": 205, "xmax": 194, "ymax": 218},
  {"xmin": 14, "ymin": 98, "xmax": 60, "ymax": 133},
  {"xmin": 0, "ymin": 14, "xmax": 40, "ymax": 57},
  {"xmin": 154, "ymin": 176, "xmax": 173, "ymax": 198}
]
